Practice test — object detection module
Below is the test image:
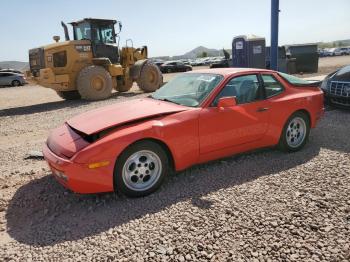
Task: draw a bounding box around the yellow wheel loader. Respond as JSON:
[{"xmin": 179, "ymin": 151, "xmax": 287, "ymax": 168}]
[{"xmin": 28, "ymin": 18, "xmax": 163, "ymax": 100}]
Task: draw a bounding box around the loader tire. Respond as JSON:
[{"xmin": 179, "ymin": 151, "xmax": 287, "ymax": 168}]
[
  {"xmin": 117, "ymin": 78, "xmax": 133, "ymax": 92},
  {"xmin": 77, "ymin": 65, "xmax": 113, "ymax": 100},
  {"xmin": 56, "ymin": 90, "xmax": 81, "ymax": 100},
  {"xmin": 137, "ymin": 62, "xmax": 163, "ymax": 92}
]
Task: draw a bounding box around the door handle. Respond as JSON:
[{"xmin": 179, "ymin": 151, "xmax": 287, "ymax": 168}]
[{"xmin": 257, "ymin": 107, "xmax": 269, "ymax": 112}]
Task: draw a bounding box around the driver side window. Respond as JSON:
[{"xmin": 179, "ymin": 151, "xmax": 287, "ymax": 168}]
[{"xmin": 212, "ymin": 74, "xmax": 260, "ymax": 106}]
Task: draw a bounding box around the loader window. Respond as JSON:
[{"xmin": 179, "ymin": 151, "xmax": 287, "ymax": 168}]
[
  {"xmin": 95, "ymin": 24, "xmax": 115, "ymax": 44},
  {"xmin": 74, "ymin": 22, "xmax": 91, "ymax": 40},
  {"xmin": 53, "ymin": 51, "xmax": 67, "ymax": 67}
]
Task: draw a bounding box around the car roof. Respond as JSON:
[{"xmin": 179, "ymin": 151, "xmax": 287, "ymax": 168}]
[
  {"xmin": 187, "ymin": 68, "xmax": 275, "ymax": 76},
  {"xmin": 70, "ymin": 18, "xmax": 117, "ymax": 25},
  {"xmin": 0, "ymin": 72, "xmax": 21, "ymax": 76}
]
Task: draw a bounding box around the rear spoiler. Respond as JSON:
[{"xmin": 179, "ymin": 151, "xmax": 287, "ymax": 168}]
[
  {"xmin": 305, "ymin": 80, "xmax": 322, "ymax": 87},
  {"xmin": 288, "ymin": 80, "xmax": 322, "ymax": 88}
]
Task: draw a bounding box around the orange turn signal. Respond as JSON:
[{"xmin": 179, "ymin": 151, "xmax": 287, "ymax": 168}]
[{"xmin": 88, "ymin": 161, "xmax": 110, "ymax": 169}]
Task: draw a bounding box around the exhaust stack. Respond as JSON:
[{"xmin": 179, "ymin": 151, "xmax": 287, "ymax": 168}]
[{"xmin": 61, "ymin": 21, "xmax": 70, "ymax": 41}]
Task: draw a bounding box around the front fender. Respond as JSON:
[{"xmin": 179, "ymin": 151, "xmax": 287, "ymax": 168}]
[
  {"xmin": 129, "ymin": 59, "xmax": 148, "ymax": 81},
  {"xmin": 72, "ymin": 110, "xmax": 200, "ymax": 171}
]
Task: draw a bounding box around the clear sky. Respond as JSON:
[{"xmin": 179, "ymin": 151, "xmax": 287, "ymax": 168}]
[{"xmin": 0, "ymin": 0, "xmax": 349, "ymax": 61}]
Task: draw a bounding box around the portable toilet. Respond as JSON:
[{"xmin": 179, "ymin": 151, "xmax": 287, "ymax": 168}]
[{"xmin": 232, "ymin": 35, "xmax": 266, "ymax": 68}]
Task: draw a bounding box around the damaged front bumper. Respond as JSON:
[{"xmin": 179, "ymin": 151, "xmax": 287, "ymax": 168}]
[{"xmin": 43, "ymin": 143, "xmax": 114, "ymax": 194}]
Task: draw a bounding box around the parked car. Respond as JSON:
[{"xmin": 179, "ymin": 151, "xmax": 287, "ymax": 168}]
[
  {"xmin": 321, "ymin": 49, "xmax": 333, "ymax": 57},
  {"xmin": 328, "ymin": 48, "xmax": 342, "ymax": 56},
  {"xmin": 191, "ymin": 59, "xmax": 205, "ymax": 66},
  {"xmin": 321, "ymin": 65, "xmax": 350, "ymax": 108},
  {"xmin": 43, "ymin": 68, "xmax": 324, "ymax": 197},
  {"xmin": 210, "ymin": 58, "xmax": 229, "ymax": 68},
  {"xmin": 159, "ymin": 61, "xmax": 192, "ymax": 73},
  {"xmin": 339, "ymin": 47, "xmax": 350, "ymax": 55},
  {"xmin": 318, "ymin": 49, "xmax": 328, "ymax": 57},
  {"xmin": 0, "ymin": 72, "xmax": 27, "ymax": 86},
  {"xmin": 153, "ymin": 61, "xmax": 164, "ymax": 69}
]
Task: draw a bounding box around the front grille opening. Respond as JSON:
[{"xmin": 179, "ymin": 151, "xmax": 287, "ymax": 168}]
[{"xmin": 329, "ymin": 81, "xmax": 350, "ymax": 97}]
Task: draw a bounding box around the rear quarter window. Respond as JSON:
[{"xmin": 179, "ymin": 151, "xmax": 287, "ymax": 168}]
[{"xmin": 261, "ymin": 74, "xmax": 284, "ymax": 98}]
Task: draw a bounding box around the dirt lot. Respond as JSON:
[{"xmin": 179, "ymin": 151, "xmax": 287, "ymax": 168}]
[{"xmin": 0, "ymin": 57, "xmax": 349, "ymax": 261}]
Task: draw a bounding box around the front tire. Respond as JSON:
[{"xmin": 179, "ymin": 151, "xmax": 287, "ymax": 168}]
[
  {"xmin": 12, "ymin": 80, "xmax": 21, "ymax": 87},
  {"xmin": 56, "ymin": 90, "xmax": 81, "ymax": 100},
  {"xmin": 117, "ymin": 78, "xmax": 133, "ymax": 92},
  {"xmin": 77, "ymin": 65, "xmax": 113, "ymax": 100},
  {"xmin": 115, "ymin": 141, "xmax": 169, "ymax": 197},
  {"xmin": 137, "ymin": 62, "xmax": 163, "ymax": 92},
  {"xmin": 278, "ymin": 111, "xmax": 310, "ymax": 152}
]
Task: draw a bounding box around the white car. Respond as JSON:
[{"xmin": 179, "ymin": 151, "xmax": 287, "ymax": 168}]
[
  {"xmin": 0, "ymin": 72, "xmax": 27, "ymax": 86},
  {"xmin": 339, "ymin": 47, "xmax": 350, "ymax": 55},
  {"xmin": 328, "ymin": 48, "xmax": 342, "ymax": 56}
]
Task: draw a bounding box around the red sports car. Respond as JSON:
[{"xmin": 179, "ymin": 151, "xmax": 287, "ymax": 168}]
[{"xmin": 43, "ymin": 68, "xmax": 324, "ymax": 197}]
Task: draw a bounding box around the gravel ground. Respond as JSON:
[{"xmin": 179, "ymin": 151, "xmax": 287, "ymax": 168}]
[{"xmin": 0, "ymin": 66, "xmax": 350, "ymax": 261}]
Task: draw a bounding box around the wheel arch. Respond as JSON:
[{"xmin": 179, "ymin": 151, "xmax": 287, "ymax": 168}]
[
  {"xmin": 293, "ymin": 109, "xmax": 311, "ymax": 126},
  {"xmin": 277, "ymin": 108, "xmax": 312, "ymax": 144}
]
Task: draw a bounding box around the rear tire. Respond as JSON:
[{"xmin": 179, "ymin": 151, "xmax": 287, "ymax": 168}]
[
  {"xmin": 77, "ymin": 65, "xmax": 113, "ymax": 100},
  {"xmin": 56, "ymin": 90, "xmax": 81, "ymax": 100},
  {"xmin": 12, "ymin": 80, "xmax": 21, "ymax": 87},
  {"xmin": 114, "ymin": 141, "xmax": 169, "ymax": 197},
  {"xmin": 137, "ymin": 62, "xmax": 163, "ymax": 92},
  {"xmin": 278, "ymin": 111, "xmax": 310, "ymax": 152}
]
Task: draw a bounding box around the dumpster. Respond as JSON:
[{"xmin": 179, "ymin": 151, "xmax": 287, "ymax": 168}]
[
  {"xmin": 285, "ymin": 44, "xmax": 319, "ymax": 73},
  {"xmin": 232, "ymin": 35, "xmax": 266, "ymax": 69},
  {"xmin": 265, "ymin": 46, "xmax": 287, "ymax": 73}
]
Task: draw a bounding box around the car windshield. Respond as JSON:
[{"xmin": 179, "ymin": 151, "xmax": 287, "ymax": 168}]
[
  {"xmin": 151, "ymin": 73, "xmax": 223, "ymax": 107},
  {"xmin": 336, "ymin": 65, "xmax": 350, "ymax": 75}
]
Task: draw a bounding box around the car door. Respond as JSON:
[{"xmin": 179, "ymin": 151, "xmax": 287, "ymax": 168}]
[
  {"xmin": 259, "ymin": 72, "xmax": 286, "ymax": 128},
  {"xmin": 0, "ymin": 73, "xmax": 9, "ymax": 85},
  {"xmin": 7, "ymin": 73, "xmax": 15, "ymax": 85},
  {"xmin": 169, "ymin": 62, "xmax": 176, "ymax": 71},
  {"xmin": 175, "ymin": 62, "xmax": 183, "ymax": 71},
  {"xmin": 199, "ymin": 74, "xmax": 270, "ymax": 154}
]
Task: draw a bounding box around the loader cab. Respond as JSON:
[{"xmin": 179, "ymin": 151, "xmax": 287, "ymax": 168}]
[{"xmin": 70, "ymin": 18, "xmax": 120, "ymax": 63}]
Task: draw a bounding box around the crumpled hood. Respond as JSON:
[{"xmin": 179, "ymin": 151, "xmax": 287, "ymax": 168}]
[{"xmin": 67, "ymin": 98, "xmax": 189, "ymax": 135}]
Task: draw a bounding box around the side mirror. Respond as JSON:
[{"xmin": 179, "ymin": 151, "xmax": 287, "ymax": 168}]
[{"xmin": 217, "ymin": 97, "xmax": 237, "ymax": 109}]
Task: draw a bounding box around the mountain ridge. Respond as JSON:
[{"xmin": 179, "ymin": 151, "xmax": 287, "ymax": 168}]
[
  {"xmin": 0, "ymin": 61, "xmax": 29, "ymax": 71},
  {"xmin": 2, "ymin": 38, "xmax": 349, "ymax": 68}
]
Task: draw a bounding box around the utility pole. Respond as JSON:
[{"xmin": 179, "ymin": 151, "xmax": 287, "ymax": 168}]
[{"xmin": 270, "ymin": 0, "xmax": 279, "ymax": 71}]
